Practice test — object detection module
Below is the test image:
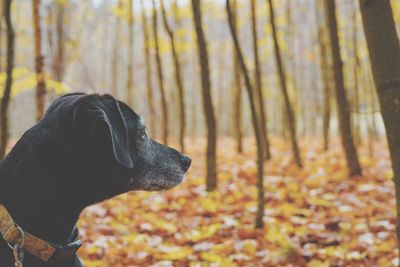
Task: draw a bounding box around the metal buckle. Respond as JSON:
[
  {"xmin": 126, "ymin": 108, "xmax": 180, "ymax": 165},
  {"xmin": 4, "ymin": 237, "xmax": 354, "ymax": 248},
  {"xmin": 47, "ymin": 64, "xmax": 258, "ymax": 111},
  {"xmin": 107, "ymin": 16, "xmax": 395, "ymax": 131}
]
[{"xmin": 7, "ymin": 225, "xmax": 25, "ymax": 267}]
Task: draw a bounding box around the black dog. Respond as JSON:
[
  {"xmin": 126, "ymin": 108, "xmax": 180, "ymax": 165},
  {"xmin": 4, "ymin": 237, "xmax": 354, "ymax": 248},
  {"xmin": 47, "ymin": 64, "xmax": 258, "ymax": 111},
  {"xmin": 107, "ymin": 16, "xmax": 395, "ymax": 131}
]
[{"xmin": 0, "ymin": 93, "xmax": 191, "ymax": 267}]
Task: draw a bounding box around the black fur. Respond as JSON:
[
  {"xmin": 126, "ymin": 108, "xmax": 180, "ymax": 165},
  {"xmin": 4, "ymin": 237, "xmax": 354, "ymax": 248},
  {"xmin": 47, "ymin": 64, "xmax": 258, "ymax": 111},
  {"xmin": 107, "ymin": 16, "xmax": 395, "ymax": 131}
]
[{"xmin": 0, "ymin": 93, "xmax": 191, "ymax": 267}]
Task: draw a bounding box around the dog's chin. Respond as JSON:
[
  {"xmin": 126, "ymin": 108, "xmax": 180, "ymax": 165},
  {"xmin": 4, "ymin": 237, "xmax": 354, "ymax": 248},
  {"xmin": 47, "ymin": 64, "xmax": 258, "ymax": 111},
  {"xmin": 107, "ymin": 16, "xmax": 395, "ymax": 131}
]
[{"xmin": 130, "ymin": 174, "xmax": 185, "ymax": 192}]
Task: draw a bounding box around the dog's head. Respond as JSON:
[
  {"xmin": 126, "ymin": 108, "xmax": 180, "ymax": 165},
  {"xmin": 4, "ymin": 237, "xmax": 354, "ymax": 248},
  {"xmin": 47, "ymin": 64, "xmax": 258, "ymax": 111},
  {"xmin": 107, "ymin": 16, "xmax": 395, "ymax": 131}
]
[{"xmin": 5, "ymin": 93, "xmax": 191, "ymax": 206}]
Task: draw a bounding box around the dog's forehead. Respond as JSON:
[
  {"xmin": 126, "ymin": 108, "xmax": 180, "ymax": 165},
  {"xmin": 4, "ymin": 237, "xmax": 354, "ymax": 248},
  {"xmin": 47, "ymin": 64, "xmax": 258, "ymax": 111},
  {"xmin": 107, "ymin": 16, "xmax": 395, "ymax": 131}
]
[{"xmin": 117, "ymin": 101, "xmax": 144, "ymax": 126}]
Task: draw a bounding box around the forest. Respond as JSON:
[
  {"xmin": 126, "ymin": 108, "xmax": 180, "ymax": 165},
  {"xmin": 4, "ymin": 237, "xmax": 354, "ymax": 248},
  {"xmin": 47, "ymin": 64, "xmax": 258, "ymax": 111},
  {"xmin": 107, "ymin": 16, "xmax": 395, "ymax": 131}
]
[{"xmin": 0, "ymin": 0, "xmax": 400, "ymax": 266}]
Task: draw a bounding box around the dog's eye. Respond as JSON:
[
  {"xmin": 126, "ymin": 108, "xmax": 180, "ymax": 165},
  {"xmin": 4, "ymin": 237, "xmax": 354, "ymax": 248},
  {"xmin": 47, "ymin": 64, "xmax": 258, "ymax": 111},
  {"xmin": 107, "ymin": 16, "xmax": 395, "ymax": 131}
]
[{"xmin": 138, "ymin": 128, "xmax": 147, "ymax": 139}]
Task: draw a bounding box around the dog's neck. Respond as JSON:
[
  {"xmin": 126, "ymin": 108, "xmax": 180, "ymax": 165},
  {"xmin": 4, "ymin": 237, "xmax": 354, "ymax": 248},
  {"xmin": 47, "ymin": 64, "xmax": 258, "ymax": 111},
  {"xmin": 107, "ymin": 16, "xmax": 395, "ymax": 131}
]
[
  {"xmin": 0, "ymin": 154, "xmax": 84, "ymax": 246},
  {"xmin": 1, "ymin": 179, "xmax": 82, "ymax": 245}
]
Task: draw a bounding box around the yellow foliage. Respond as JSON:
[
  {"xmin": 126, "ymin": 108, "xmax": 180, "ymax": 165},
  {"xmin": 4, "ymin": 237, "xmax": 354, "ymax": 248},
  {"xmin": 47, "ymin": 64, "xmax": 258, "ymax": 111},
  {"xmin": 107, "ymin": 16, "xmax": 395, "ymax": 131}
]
[
  {"xmin": 186, "ymin": 224, "xmax": 221, "ymax": 242},
  {"xmin": 158, "ymin": 246, "xmax": 192, "ymax": 260},
  {"xmin": 199, "ymin": 197, "xmax": 218, "ymax": 213},
  {"xmin": 0, "ymin": 68, "xmax": 69, "ymax": 98},
  {"xmin": 307, "ymin": 260, "xmax": 330, "ymax": 267}
]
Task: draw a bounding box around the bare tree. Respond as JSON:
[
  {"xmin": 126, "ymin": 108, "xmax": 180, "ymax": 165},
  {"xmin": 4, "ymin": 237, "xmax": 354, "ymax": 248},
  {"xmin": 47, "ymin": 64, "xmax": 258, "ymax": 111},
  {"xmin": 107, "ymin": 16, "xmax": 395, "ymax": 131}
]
[
  {"xmin": 315, "ymin": 0, "xmax": 331, "ymax": 151},
  {"xmin": 352, "ymin": 6, "xmax": 361, "ymax": 145},
  {"xmin": 32, "ymin": 0, "xmax": 47, "ymax": 121},
  {"xmin": 161, "ymin": 0, "xmax": 186, "ymax": 153},
  {"xmin": 359, "ymin": 0, "xmax": 400, "ymax": 259},
  {"xmin": 324, "ymin": 0, "xmax": 361, "ymax": 176},
  {"xmin": 251, "ymin": 0, "xmax": 271, "ymax": 160},
  {"xmin": 0, "ymin": 0, "xmax": 14, "ymax": 158},
  {"xmin": 140, "ymin": 0, "xmax": 156, "ymax": 136},
  {"xmin": 152, "ymin": 0, "xmax": 169, "ymax": 145},
  {"xmin": 53, "ymin": 2, "xmax": 65, "ymax": 82},
  {"xmin": 111, "ymin": 0, "xmax": 121, "ymax": 97},
  {"xmin": 267, "ymin": 0, "xmax": 302, "ymax": 167},
  {"xmin": 227, "ymin": 0, "xmax": 264, "ymax": 228},
  {"xmin": 191, "ymin": 0, "xmax": 217, "ymax": 191},
  {"xmin": 231, "ymin": 0, "xmax": 243, "ymax": 153},
  {"xmin": 126, "ymin": 0, "xmax": 134, "ymax": 107}
]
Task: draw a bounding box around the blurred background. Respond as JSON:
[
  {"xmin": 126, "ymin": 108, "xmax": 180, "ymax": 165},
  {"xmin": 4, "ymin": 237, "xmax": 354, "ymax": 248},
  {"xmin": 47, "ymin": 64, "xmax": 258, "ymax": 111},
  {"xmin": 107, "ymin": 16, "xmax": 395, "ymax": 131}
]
[{"xmin": 1, "ymin": 0, "xmax": 400, "ymax": 266}]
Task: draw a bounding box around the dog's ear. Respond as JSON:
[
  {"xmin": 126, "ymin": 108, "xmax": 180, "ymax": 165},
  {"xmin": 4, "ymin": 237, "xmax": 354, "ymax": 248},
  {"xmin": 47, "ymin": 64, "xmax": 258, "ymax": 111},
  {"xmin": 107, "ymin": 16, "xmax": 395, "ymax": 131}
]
[{"xmin": 73, "ymin": 97, "xmax": 133, "ymax": 169}]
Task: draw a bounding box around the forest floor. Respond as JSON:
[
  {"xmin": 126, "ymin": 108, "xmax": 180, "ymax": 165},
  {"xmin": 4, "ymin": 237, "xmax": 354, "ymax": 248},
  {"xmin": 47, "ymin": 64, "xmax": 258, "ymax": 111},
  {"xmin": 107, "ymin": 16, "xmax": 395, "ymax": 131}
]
[{"xmin": 78, "ymin": 137, "xmax": 398, "ymax": 267}]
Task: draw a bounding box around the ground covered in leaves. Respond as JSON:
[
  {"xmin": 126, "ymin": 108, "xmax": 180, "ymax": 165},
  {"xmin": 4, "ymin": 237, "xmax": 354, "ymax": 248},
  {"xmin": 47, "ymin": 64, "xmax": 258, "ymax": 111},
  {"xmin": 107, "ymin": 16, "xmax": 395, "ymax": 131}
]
[{"xmin": 78, "ymin": 138, "xmax": 398, "ymax": 267}]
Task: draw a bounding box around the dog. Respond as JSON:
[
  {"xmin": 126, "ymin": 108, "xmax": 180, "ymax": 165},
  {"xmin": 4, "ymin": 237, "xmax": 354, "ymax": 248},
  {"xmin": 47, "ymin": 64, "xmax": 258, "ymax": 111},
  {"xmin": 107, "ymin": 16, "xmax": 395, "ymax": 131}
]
[{"xmin": 0, "ymin": 93, "xmax": 191, "ymax": 267}]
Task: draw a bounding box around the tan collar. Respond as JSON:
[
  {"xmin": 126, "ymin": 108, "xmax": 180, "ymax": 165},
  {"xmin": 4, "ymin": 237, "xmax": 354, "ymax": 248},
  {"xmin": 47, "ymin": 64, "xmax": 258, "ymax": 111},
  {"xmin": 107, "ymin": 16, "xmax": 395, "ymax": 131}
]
[{"xmin": 0, "ymin": 203, "xmax": 82, "ymax": 263}]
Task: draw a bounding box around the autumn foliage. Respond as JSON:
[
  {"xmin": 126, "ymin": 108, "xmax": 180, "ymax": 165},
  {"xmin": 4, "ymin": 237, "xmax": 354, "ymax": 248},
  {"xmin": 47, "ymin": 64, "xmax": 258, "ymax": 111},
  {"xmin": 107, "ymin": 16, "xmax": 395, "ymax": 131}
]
[{"xmin": 78, "ymin": 138, "xmax": 397, "ymax": 266}]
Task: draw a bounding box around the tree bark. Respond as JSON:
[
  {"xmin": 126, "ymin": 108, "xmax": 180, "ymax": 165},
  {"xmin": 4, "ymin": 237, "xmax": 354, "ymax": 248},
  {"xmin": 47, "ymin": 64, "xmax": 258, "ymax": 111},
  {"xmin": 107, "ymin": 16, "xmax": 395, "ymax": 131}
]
[
  {"xmin": 126, "ymin": 0, "xmax": 134, "ymax": 107},
  {"xmin": 32, "ymin": 0, "xmax": 46, "ymax": 121},
  {"xmin": 316, "ymin": 0, "xmax": 331, "ymax": 151},
  {"xmin": 251, "ymin": 0, "xmax": 271, "ymax": 160},
  {"xmin": 227, "ymin": 0, "xmax": 264, "ymax": 229},
  {"xmin": 0, "ymin": 0, "xmax": 14, "ymax": 159},
  {"xmin": 111, "ymin": 0, "xmax": 121, "ymax": 98},
  {"xmin": 0, "ymin": 1, "xmax": 6, "ymax": 72},
  {"xmin": 191, "ymin": 0, "xmax": 217, "ymax": 191},
  {"xmin": 325, "ymin": 0, "xmax": 361, "ymax": 176},
  {"xmin": 53, "ymin": 2, "xmax": 65, "ymax": 82},
  {"xmin": 358, "ymin": 0, "xmax": 400, "ymax": 260},
  {"xmin": 161, "ymin": 1, "xmax": 186, "ymax": 153},
  {"xmin": 152, "ymin": 0, "xmax": 169, "ymax": 145},
  {"xmin": 231, "ymin": 0, "xmax": 243, "ymax": 153},
  {"xmin": 267, "ymin": 0, "xmax": 302, "ymax": 167},
  {"xmin": 140, "ymin": 0, "xmax": 156, "ymax": 137},
  {"xmin": 352, "ymin": 7, "xmax": 361, "ymax": 145}
]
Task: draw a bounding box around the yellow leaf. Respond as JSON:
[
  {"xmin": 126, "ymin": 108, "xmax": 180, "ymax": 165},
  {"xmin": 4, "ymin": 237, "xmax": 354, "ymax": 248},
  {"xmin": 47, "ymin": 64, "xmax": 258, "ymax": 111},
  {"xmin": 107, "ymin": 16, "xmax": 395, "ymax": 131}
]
[{"xmin": 307, "ymin": 260, "xmax": 330, "ymax": 267}]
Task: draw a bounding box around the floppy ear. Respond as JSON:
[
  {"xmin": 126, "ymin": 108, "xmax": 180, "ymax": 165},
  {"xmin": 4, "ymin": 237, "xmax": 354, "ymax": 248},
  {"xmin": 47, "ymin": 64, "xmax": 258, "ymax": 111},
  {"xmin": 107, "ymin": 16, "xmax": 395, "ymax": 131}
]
[{"xmin": 73, "ymin": 98, "xmax": 133, "ymax": 169}]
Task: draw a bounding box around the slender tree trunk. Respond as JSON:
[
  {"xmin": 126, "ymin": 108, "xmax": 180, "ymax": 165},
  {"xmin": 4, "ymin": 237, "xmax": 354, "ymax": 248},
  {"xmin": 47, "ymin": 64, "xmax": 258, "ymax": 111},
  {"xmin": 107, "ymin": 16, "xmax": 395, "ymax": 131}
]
[
  {"xmin": 102, "ymin": 15, "xmax": 108, "ymax": 92},
  {"xmin": 231, "ymin": 0, "xmax": 243, "ymax": 153},
  {"xmin": 251, "ymin": 0, "xmax": 271, "ymax": 160},
  {"xmin": 53, "ymin": 2, "xmax": 64, "ymax": 82},
  {"xmin": 111, "ymin": 0, "xmax": 121, "ymax": 97},
  {"xmin": 227, "ymin": 0, "xmax": 264, "ymax": 228},
  {"xmin": 32, "ymin": 0, "xmax": 46, "ymax": 121},
  {"xmin": 267, "ymin": 0, "xmax": 302, "ymax": 167},
  {"xmin": 161, "ymin": 1, "xmax": 186, "ymax": 153},
  {"xmin": 140, "ymin": 0, "xmax": 156, "ymax": 137},
  {"xmin": 316, "ymin": 0, "xmax": 331, "ymax": 151},
  {"xmin": 0, "ymin": 0, "xmax": 14, "ymax": 159},
  {"xmin": 191, "ymin": 0, "xmax": 217, "ymax": 191},
  {"xmin": 352, "ymin": 8, "xmax": 361, "ymax": 145},
  {"xmin": 359, "ymin": 0, "xmax": 400, "ymax": 260},
  {"xmin": 152, "ymin": 0, "xmax": 169, "ymax": 145},
  {"xmin": 0, "ymin": 2, "xmax": 3, "ymax": 73},
  {"xmin": 325, "ymin": 0, "xmax": 361, "ymax": 176},
  {"xmin": 126, "ymin": 0, "xmax": 134, "ymax": 107}
]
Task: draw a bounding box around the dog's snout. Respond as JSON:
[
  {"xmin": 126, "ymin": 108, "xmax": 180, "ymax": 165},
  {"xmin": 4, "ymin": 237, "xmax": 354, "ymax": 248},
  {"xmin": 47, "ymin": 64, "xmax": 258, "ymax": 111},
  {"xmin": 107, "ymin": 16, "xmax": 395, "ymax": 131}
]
[{"xmin": 180, "ymin": 155, "xmax": 191, "ymax": 172}]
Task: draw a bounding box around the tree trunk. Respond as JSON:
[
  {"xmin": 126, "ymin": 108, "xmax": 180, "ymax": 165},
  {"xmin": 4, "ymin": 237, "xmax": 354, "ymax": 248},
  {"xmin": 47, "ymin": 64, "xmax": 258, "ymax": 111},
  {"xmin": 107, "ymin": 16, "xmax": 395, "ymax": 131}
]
[
  {"xmin": 0, "ymin": 0, "xmax": 14, "ymax": 159},
  {"xmin": 53, "ymin": 2, "xmax": 65, "ymax": 82},
  {"xmin": 267, "ymin": 0, "xmax": 302, "ymax": 167},
  {"xmin": 352, "ymin": 7, "xmax": 361, "ymax": 145},
  {"xmin": 358, "ymin": 0, "xmax": 400, "ymax": 260},
  {"xmin": 126, "ymin": 0, "xmax": 134, "ymax": 107},
  {"xmin": 316, "ymin": 0, "xmax": 331, "ymax": 151},
  {"xmin": 325, "ymin": 0, "xmax": 361, "ymax": 176},
  {"xmin": 111, "ymin": 0, "xmax": 121, "ymax": 98},
  {"xmin": 32, "ymin": 0, "xmax": 46, "ymax": 121},
  {"xmin": 191, "ymin": 0, "xmax": 217, "ymax": 191},
  {"xmin": 152, "ymin": 0, "xmax": 169, "ymax": 145},
  {"xmin": 140, "ymin": 0, "xmax": 156, "ymax": 137},
  {"xmin": 231, "ymin": 0, "xmax": 243, "ymax": 153},
  {"xmin": 0, "ymin": 1, "xmax": 6, "ymax": 72},
  {"xmin": 251, "ymin": 0, "xmax": 271, "ymax": 160},
  {"xmin": 227, "ymin": 0, "xmax": 264, "ymax": 229},
  {"xmin": 161, "ymin": 1, "xmax": 186, "ymax": 153}
]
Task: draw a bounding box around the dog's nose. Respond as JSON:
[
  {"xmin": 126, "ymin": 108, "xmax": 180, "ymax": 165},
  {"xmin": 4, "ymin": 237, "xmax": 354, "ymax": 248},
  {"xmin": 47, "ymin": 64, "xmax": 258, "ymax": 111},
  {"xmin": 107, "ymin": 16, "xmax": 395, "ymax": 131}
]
[{"xmin": 180, "ymin": 155, "xmax": 191, "ymax": 172}]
